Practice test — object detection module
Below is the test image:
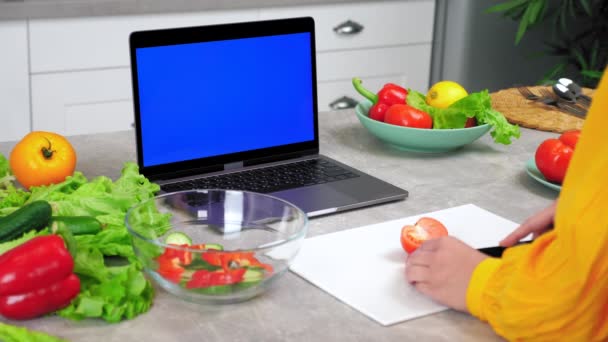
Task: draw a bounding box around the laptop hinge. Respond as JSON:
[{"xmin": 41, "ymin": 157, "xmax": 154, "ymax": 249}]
[{"xmin": 224, "ymin": 161, "xmax": 244, "ymax": 171}]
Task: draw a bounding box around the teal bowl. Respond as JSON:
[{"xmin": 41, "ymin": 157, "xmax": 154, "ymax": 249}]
[{"xmin": 355, "ymin": 100, "xmax": 491, "ymax": 153}]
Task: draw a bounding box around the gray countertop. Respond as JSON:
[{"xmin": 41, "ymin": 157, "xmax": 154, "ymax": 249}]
[
  {"xmin": 0, "ymin": 0, "xmax": 401, "ymax": 20},
  {"xmin": 0, "ymin": 109, "xmax": 557, "ymax": 341}
]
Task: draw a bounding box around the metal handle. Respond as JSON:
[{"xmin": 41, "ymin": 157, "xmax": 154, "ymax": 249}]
[
  {"xmin": 333, "ymin": 20, "xmax": 364, "ymax": 35},
  {"xmin": 329, "ymin": 96, "xmax": 358, "ymax": 110}
]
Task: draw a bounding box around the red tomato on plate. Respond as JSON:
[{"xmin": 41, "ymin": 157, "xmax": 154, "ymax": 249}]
[
  {"xmin": 535, "ymin": 130, "xmax": 580, "ymax": 184},
  {"xmin": 400, "ymin": 217, "xmax": 448, "ymax": 254},
  {"xmin": 384, "ymin": 104, "xmax": 433, "ymax": 129},
  {"xmin": 558, "ymin": 130, "xmax": 580, "ymax": 149}
]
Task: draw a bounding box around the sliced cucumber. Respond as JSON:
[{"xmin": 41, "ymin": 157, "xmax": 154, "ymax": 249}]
[
  {"xmin": 232, "ymin": 268, "xmax": 265, "ymax": 290},
  {"xmin": 242, "ymin": 268, "xmax": 264, "ymax": 283},
  {"xmin": 203, "ymin": 243, "xmax": 223, "ymax": 251},
  {"xmin": 164, "ymin": 232, "xmax": 192, "ymax": 246}
]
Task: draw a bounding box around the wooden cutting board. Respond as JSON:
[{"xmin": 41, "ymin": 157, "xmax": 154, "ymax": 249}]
[{"xmin": 490, "ymin": 86, "xmax": 595, "ymax": 133}]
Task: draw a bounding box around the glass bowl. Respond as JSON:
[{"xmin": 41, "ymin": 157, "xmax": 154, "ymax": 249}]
[
  {"xmin": 125, "ymin": 189, "xmax": 308, "ymax": 304},
  {"xmin": 355, "ymin": 100, "xmax": 491, "ymax": 153}
]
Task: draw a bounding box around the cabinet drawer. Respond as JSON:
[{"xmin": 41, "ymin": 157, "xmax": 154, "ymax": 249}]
[
  {"xmin": 318, "ymin": 75, "xmax": 402, "ymax": 112},
  {"xmin": 317, "ymin": 44, "xmax": 432, "ymax": 83},
  {"xmin": 31, "ymin": 68, "xmax": 134, "ymax": 135},
  {"xmin": 260, "ymin": 0, "xmax": 435, "ymax": 52},
  {"xmin": 29, "ymin": 10, "xmax": 258, "ymax": 73}
]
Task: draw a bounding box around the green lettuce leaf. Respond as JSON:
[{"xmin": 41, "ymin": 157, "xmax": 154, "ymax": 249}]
[
  {"xmin": 407, "ymin": 89, "xmax": 521, "ymax": 144},
  {"xmin": 58, "ymin": 263, "xmax": 154, "ymax": 323},
  {"xmin": 0, "ymin": 323, "xmax": 66, "ymax": 342},
  {"xmin": 0, "ymin": 228, "xmax": 49, "ymax": 255},
  {"xmin": 0, "ymin": 154, "xmax": 30, "ymax": 211}
]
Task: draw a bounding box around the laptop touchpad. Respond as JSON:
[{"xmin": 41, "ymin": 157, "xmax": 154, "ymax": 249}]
[{"xmin": 273, "ymin": 186, "xmax": 357, "ymax": 214}]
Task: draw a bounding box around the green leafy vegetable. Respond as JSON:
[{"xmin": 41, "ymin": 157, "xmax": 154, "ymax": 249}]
[
  {"xmin": 0, "ymin": 228, "xmax": 49, "ymax": 255},
  {"xmin": 0, "ymin": 155, "xmax": 30, "ymax": 212},
  {"xmin": 0, "ymin": 157, "xmax": 162, "ymax": 323},
  {"xmin": 407, "ymin": 89, "xmax": 521, "ymax": 145},
  {"xmin": 0, "ymin": 323, "xmax": 66, "ymax": 342}
]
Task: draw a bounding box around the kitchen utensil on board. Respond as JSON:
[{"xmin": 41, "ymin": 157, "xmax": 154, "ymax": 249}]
[
  {"xmin": 558, "ymin": 78, "xmax": 592, "ymax": 105},
  {"xmin": 538, "ymin": 88, "xmax": 587, "ymax": 118}
]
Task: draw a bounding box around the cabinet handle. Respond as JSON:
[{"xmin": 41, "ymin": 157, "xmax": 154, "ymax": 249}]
[
  {"xmin": 329, "ymin": 96, "xmax": 358, "ymax": 110},
  {"xmin": 333, "ymin": 20, "xmax": 364, "ymax": 35}
]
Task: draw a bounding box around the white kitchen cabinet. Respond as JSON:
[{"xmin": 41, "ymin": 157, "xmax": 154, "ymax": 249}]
[
  {"xmin": 29, "ymin": 10, "xmax": 259, "ymax": 73},
  {"xmin": 22, "ymin": 0, "xmax": 435, "ymax": 138},
  {"xmin": 0, "ymin": 21, "xmax": 30, "ymax": 142},
  {"xmin": 31, "ymin": 68, "xmax": 133, "ymax": 135},
  {"xmin": 317, "ymin": 44, "xmax": 432, "ymax": 110},
  {"xmin": 260, "ymin": 0, "xmax": 435, "ymax": 111},
  {"xmin": 28, "ymin": 9, "xmax": 258, "ymax": 136}
]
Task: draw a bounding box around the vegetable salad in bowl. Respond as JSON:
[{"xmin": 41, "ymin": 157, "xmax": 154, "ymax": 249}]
[{"xmin": 126, "ymin": 189, "xmax": 308, "ymax": 304}]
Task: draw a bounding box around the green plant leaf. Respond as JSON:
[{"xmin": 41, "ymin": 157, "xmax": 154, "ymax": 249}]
[
  {"xmin": 527, "ymin": 0, "xmax": 546, "ymax": 24},
  {"xmin": 539, "ymin": 62, "xmax": 567, "ymax": 85},
  {"xmin": 572, "ymin": 48, "xmax": 589, "ymax": 69},
  {"xmin": 486, "ymin": 0, "xmax": 528, "ymax": 14},
  {"xmin": 581, "ymin": 70, "xmax": 603, "ymax": 79},
  {"xmin": 579, "ymin": 0, "xmax": 592, "ymax": 16},
  {"xmin": 590, "ymin": 39, "xmax": 599, "ymax": 68},
  {"xmin": 514, "ymin": 0, "xmax": 546, "ymax": 45}
]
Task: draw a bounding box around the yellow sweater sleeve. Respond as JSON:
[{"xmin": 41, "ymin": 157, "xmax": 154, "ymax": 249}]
[{"xmin": 466, "ymin": 72, "xmax": 608, "ymax": 341}]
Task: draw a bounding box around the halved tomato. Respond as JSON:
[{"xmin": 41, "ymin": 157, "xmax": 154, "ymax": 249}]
[{"xmin": 400, "ymin": 217, "xmax": 448, "ymax": 254}]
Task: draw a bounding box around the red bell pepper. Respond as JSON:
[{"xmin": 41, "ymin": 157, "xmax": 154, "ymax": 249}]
[
  {"xmin": 159, "ymin": 244, "xmax": 193, "ymax": 266},
  {"xmin": 156, "ymin": 254, "xmax": 185, "ymax": 284},
  {"xmin": 0, "ymin": 235, "xmax": 80, "ymax": 320},
  {"xmin": 201, "ymin": 251, "xmax": 273, "ymax": 273},
  {"xmin": 0, "ymin": 274, "xmax": 80, "ymax": 320},
  {"xmin": 352, "ymin": 77, "xmax": 408, "ymax": 121},
  {"xmin": 156, "ymin": 243, "xmax": 223, "ymax": 283},
  {"xmin": 185, "ymin": 268, "xmax": 247, "ymax": 289}
]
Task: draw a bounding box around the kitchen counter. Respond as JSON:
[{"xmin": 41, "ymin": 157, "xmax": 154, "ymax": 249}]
[
  {"xmin": 0, "ymin": 0, "xmax": 405, "ymax": 20},
  {"xmin": 0, "ymin": 109, "xmax": 557, "ymax": 341}
]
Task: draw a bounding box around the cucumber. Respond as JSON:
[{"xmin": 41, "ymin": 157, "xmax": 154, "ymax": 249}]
[
  {"xmin": 233, "ymin": 268, "xmax": 265, "ymax": 291},
  {"xmin": 203, "ymin": 243, "xmax": 223, "ymax": 251},
  {"xmin": 165, "ymin": 232, "xmax": 192, "ymax": 246},
  {"xmin": 0, "ymin": 201, "xmax": 53, "ymax": 243},
  {"xmin": 51, "ymin": 216, "xmax": 103, "ymax": 235},
  {"xmin": 241, "ymin": 268, "xmax": 264, "ymax": 283}
]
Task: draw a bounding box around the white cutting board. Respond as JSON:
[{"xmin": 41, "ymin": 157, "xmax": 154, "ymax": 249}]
[{"xmin": 289, "ymin": 204, "xmax": 519, "ymax": 326}]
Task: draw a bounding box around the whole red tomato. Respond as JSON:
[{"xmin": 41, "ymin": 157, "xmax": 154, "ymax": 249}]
[
  {"xmin": 535, "ymin": 130, "xmax": 580, "ymax": 184},
  {"xmin": 559, "ymin": 130, "xmax": 580, "ymax": 148},
  {"xmin": 369, "ymin": 102, "xmax": 389, "ymax": 121},
  {"xmin": 384, "ymin": 104, "xmax": 432, "ymax": 129}
]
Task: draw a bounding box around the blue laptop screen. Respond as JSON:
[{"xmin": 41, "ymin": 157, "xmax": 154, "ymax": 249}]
[{"xmin": 135, "ymin": 32, "xmax": 315, "ymax": 167}]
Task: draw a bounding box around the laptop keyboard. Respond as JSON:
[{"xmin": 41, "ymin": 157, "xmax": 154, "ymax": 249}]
[{"xmin": 161, "ymin": 159, "xmax": 359, "ymax": 194}]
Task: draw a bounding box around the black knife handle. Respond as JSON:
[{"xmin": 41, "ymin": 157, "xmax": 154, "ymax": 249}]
[{"xmin": 478, "ymin": 240, "xmax": 533, "ymax": 258}]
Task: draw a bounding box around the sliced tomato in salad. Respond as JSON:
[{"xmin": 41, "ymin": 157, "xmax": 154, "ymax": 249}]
[{"xmin": 400, "ymin": 217, "xmax": 448, "ymax": 254}]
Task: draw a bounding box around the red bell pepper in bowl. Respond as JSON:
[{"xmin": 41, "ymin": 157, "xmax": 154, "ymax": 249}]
[{"xmin": 352, "ymin": 77, "xmax": 408, "ymax": 121}]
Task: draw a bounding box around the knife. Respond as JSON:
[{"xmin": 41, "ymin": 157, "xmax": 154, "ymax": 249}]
[{"xmin": 477, "ymin": 240, "xmax": 533, "ymax": 258}]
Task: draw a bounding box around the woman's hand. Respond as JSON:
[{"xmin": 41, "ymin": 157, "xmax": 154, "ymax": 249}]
[
  {"xmin": 500, "ymin": 201, "xmax": 557, "ymax": 247},
  {"xmin": 405, "ymin": 236, "xmax": 487, "ymax": 312}
]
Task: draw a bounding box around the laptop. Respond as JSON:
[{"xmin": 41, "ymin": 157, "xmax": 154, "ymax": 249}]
[{"xmin": 129, "ymin": 17, "xmax": 407, "ymax": 217}]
